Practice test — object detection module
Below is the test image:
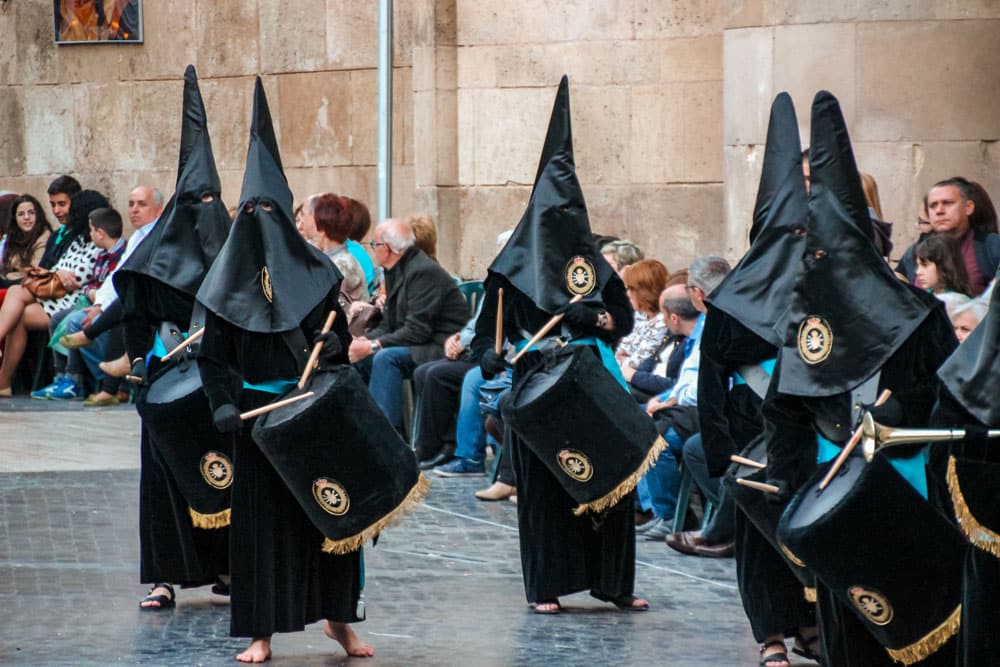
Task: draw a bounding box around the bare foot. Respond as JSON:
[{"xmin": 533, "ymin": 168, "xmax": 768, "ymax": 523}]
[
  {"xmin": 324, "ymin": 621, "xmax": 374, "ymax": 657},
  {"xmin": 236, "ymin": 637, "xmax": 271, "ymax": 663}
]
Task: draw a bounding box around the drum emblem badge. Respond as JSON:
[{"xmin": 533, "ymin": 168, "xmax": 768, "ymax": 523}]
[
  {"xmin": 564, "ymin": 256, "xmax": 597, "ymax": 296},
  {"xmin": 313, "ymin": 478, "xmax": 350, "ymax": 516},
  {"xmin": 797, "ymin": 316, "xmax": 833, "ymax": 365},
  {"xmin": 261, "ymin": 266, "xmax": 273, "ymax": 303},
  {"xmin": 848, "ymin": 586, "xmax": 894, "ymax": 626},
  {"xmin": 200, "ymin": 451, "xmax": 234, "ymax": 490},
  {"xmin": 557, "ymin": 449, "xmax": 594, "ymax": 482}
]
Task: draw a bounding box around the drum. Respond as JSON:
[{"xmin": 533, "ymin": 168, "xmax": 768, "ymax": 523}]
[
  {"xmin": 502, "ymin": 344, "xmax": 664, "ymax": 515},
  {"xmin": 138, "ymin": 358, "xmax": 233, "ymax": 528},
  {"xmin": 251, "ymin": 366, "xmax": 429, "ymax": 555},
  {"xmin": 724, "ymin": 437, "xmax": 815, "ymax": 591},
  {"xmin": 778, "ymin": 455, "xmax": 966, "ymax": 665}
]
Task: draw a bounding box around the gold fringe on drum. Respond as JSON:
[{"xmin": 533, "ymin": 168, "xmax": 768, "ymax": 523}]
[
  {"xmin": 947, "ymin": 456, "xmax": 1000, "ymax": 558},
  {"xmin": 885, "ymin": 604, "xmax": 961, "ymax": 665},
  {"xmin": 572, "ymin": 435, "xmax": 667, "ymax": 516},
  {"xmin": 321, "ymin": 473, "xmax": 431, "ymax": 555},
  {"xmin": 189, "ymin": 507, "xmax": 231, "ymax": 529},
  {"xmin": 804, "ymin": 587, "xmax": 816, "ymax": 603}
]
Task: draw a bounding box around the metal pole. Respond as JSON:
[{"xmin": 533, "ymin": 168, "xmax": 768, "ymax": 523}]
[{"xmin": 376, "ymin": 0, "xmax": 393, "ymax": 223}]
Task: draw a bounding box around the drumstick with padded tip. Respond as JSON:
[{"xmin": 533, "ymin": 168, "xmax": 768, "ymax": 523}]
[
  {"xmin": 510, "ymin": 294, "xmax": 584, "ymax": 365},
  {"xmin": 818, "ymin": 388, "xmax": 893, "ymax": 491},
  {"xmin": 730, "ymin": 454, "xmax": 766, "ymax": 469},
  {"xmin": 494, "ymin": 288, "xmax": 504, "ymax": 356},
  {"xmin": 736, "ymin": 478, "xmax": 780, "ymax": 494},
  {"xmin": 297, "ymin": 311, "xmax": 337, "ymax": 390},
  {"xmin": 160, "ymin": 327, "xmax": 205, "ymax": 362},
  {"xmin": 240, "ymin": 391, "xmax": 314, "ymax": 421}
]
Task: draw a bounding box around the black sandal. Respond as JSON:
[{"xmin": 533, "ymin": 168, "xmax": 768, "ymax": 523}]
[
  {"xmin": 139, "ymin": 583, "xmax": 175, "ymax": 610},
  {"xmin": 792, "ymin": 630, "xmax": 821, "ymax": 662},
  {"xmin": 211, "ymin": 577, "xmax": 230, "ymax": 596},
  {"xmin": 590, "ymin": 590, "xmax": 650, "ymax": 611},
  {"xmin": 759, "ymin": 640, "xmax": 789, "ymax": 667},
  {"xmin": 533, "ymin": 600, "xmax": 562, "ymax": 615}
]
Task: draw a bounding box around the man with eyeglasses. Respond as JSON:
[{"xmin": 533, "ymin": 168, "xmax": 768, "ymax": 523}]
[{"xmin": 348, "ymin": 218, "xmax": 468, "ymax": 435}]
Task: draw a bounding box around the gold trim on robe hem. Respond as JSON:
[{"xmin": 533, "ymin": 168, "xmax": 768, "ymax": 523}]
[
  {"xmin": 885, "ymin": 604, "xmax": 961, "ymax": 665},
  {"xmin": 572, "ymin": 435, "xmax": 668, "ymax": 516}
]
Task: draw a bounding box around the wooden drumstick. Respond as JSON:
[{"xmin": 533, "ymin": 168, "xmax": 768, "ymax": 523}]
[
  {"xmin": 736, "ymin": 478, "xmax": 780, "ymax": 494},
  {"xmin": 818, "ymin": 388, "xmax": 893, "ymax": 490},
  {"xmin": 494, "ymin": 288, "xmax": 504, "ymax": 356},
  {"xmin": 297, "ymin": 312, "xmax": 337, "ymax": 390},
  {"xmin": 730, "ymin": 454, "xmax": 766, "ymax": 470},
  {"xmin": 510, "ymin": 294, "xmax": 584, "ymax": 364},
  {"xmin": 160, "ymin": 327, "xmax": 205, "ymax": 361},
  {"xmin": 240, "ymin": 391, "xmax": 314, "ymax": 421}
]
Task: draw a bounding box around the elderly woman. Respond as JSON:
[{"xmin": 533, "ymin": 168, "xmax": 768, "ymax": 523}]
[
  {"xmin": 616, "ymin": 259, "xmax": 670, "ymax": 373},
  {"xmin": 0, "ymin": 190, "xmax": 107, "ymax": 395},
  {"xmin": 1, "ymin": 195, "xmax": 52, "ymax": 289},
  {"xmin": 297, "ymin": 193, "xmax": 369, "ymax": 306}
]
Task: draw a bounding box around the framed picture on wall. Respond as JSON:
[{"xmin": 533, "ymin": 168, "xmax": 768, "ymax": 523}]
[{"xmin": 54, "ymin": 0, "xmax": 143, "ymax": 44}]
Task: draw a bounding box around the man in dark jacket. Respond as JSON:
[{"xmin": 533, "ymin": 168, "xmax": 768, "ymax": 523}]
[{"xmin": 349, "ymin": 218, "xmax": 468, "ymax": 433}]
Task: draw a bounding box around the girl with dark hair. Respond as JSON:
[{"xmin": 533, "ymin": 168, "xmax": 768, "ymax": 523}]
[
  {"xmin": 914, "ymin": 232, "xmax": 973, "ymax": 297},
  {"xmin": 1, "ymin": 195, "xmax": 52, "ymax": 287}
]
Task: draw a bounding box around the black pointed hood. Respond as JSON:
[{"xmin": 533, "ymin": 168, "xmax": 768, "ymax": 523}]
[
  {"xmin": 708, "ymin": 92, "xmax": 808, "ymax": 347},
  {"xmin": 196, "ymin": 77, "xmax": 339, "ymax": 334},
  {"xmin": 938, "ymin": 273, "xmax": 1000, "ymax": 426},
  {"xmin": 115, "ymin": 65, "xmax": 232, "ymax": 299},
  {"xmin": 777, "ymin": 91, "xmax": 936, "ymax": 397},
  {"xmin": 486, "ymin": 76, "xmax": 613, "ymax": 313}
]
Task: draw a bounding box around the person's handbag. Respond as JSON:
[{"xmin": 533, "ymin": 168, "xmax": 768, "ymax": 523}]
[
  {"xmin": 348, "ymin": 302, "xmax": 383, "ymax": 338},
  {"xmin": 21, "ymin": 266, "xmax": 68, "ymax": 300}
]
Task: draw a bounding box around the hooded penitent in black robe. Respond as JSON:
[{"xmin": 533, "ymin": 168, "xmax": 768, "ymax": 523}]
[
  {"xmin": 470, "ymin": 76, "xmax": 637, "ymax": 605},
  {"xmin": 930, "ymin": 272, "xmax": 1000, "ymax": 667},
  {"xmin": 700, "ymin": 92, "xmax": 815, "ymax": 645},
  {"xmin": 196, "ymin": 77, "xmax": 360, "ymax": 638},
  {"xmin": 112, "ymin": 65, "xmax": 233, "ymax": 588},
  {"xmin": 765, "ymin": 92, "xmax": 958, "ymax": 667}
]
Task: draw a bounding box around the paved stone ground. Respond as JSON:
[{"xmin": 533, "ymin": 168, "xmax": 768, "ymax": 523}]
[{"xmin": 0, "ymin": 398, "xmax": 812, "ymax": 666}]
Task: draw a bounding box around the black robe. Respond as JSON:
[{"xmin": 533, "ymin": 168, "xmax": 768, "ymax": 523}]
[
  {"xmin": 472, "ymin": 273, "xmax": 636, "ymax": 604},
  {"xmin": 765, "ymin": 308, "xmax": 957, "ymax": 667},
  {"xmin": 198, "ymin": 292, "xmax": 363, "ymax": 637},
  {"xmin": 123, "ymin": 277, "xmax": 228, "ymax": 588},
  {"xmin": 699, "ymin": 306, "xmax": 814, "ymax": 643}
]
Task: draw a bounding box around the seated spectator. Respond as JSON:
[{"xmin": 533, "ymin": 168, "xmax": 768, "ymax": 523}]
[
  {"xmin": 299, "ymin": 193, "xmax": 369, "ymax": 305},
  {"xmin": 898, "ymin": 177, "xmax": 1000, "ymax": 295},
  {"xmin": 0, "ymin": 190, "xmax": 108, "ymax": 396},
  {"xmin": 601, "ymin": 239, "xmax": 643, "ymax": 276},
  {"xmin": 936, "ymin": 291, "xmax": 971, "ymax": 321},
  {"xmin": 406, "ymin": 214, "xmax": 438, "ymax": 262},
  {"xmin": 616, "ymin": 259, "xmax": 670, "ymax": 372},
  {"xmin": 348, "ymin": 218, "xmax": 468, "ymax": 433},
  {"xmin": 37, "ymin": 206, "xmax": 126, "ymax": 400},
  {"xmin": 1, "ymin": 195, "xmax": 52, "ymax": 288},
  {"xmin": 344, "ymin": 197, "xmax": 379, "ymax": 296},
  {"xmin": 38, "ymin": 175, "xmax": 82, "ymax": 269},
  {"xmin": 914, "ymin": 233, "xmax": 973, "ymax": 297},
  {"xmin": 635, "ymin": 256, "xmax": 731, "ymax": 540},
  {"xmin": 952, "ymin": 299, "xmax": 988, "ymax": 343}
]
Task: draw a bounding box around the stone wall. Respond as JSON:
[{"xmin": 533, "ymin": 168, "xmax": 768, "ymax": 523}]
[{"xmin": 2, "ymin": 1, "xmax": 998, "ymax": 278}]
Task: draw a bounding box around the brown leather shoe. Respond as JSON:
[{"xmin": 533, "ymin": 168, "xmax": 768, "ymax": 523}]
[
  {"xmin": 665, "ymin": 530, "xmax": 704, "ymax": 556},
  {"xmin": 692, "ymin": 539, "xmax": 735, "ymax": 558}
]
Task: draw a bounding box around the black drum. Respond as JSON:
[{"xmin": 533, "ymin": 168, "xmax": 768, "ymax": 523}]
[
  {"xmin": 251, "ymin": 366, "xmax": 429, "ymax": 555},
  {"xmin": 779, "ymin": 455, "xmax": 965, "ymax": 665},
  {"xmin": 138, "ymin": 359, "xmax": 233, "ymax": 528},
  {"xmin": 724, "ymin": 437, "xmax": 815, "ymax": 591},
  {"xmin": 502, "ymin": 345, "xmax": 664, "ymax": 515}
]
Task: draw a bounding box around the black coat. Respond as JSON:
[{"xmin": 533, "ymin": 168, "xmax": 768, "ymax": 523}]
[{"xmin": 367, "ymin": 247, "xmax": 468, "ymax": 366}]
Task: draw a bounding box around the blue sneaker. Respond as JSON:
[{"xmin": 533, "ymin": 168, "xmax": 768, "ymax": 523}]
[
  {"xmin": 31, "ymin": 375, "xmax": 65, "ymax": 400},
  {"xmin": 48, "ymin": 377, "xmax": 83, "ymax": 400},
  {"xmin": 433, "ymin": 457, "xmax": 486, "ymax": 478}
]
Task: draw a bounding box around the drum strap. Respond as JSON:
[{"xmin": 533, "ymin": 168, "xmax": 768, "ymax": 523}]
[
  {"xmin": 514, "ymin": 335, "xmax": 629, "ymax": 391},
  {"xmin": 732, "ymin": 358, "xmax": 776, "ymax": 399}
]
